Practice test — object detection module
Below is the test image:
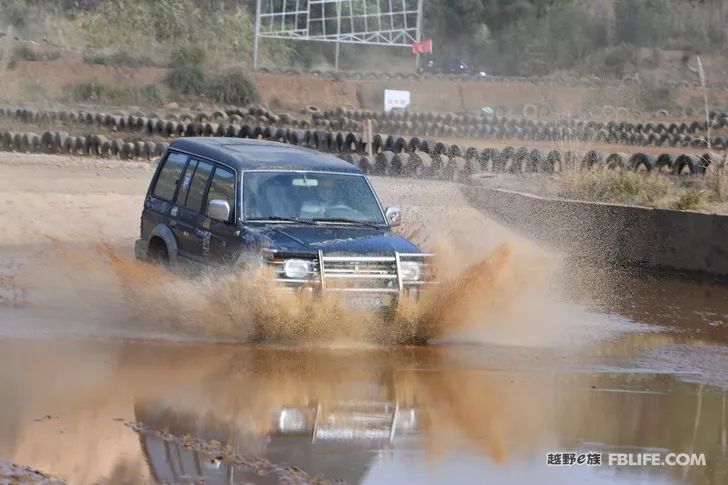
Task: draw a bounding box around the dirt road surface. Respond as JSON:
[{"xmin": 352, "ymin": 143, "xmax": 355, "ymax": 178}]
[{"xmin": 0, "ymin": 153, "xmax": 727, "ymax": 484}]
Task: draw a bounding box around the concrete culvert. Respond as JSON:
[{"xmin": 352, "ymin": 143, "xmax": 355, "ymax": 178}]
[
  {"xmin": 582, "ymin": 150, "xmax": 603, "ymax": 169},
  {"xmin": 628, "ymin": 153, "xmax": 654, "ymax": 171},
  {"xmin": 672, "ymin": 154, "xmax": 700, "ymax": 175},
  {"xmin": 605, "ymin": 152, "xmax": 628, "ymax": 169}
]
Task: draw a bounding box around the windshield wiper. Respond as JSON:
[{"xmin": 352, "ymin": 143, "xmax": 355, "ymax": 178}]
[
  {"xmin": 247, "ymin": 216, "xmax": 319, "ymax": 226},
  {"xmin": 312, "ymin": 218, "xmax": 382, "ymax": 229}
]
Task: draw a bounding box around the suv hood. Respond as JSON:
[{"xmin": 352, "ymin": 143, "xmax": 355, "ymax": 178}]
[{"xmin": 255, "ymin": 225, "xmax": 420, "ymax": 255}]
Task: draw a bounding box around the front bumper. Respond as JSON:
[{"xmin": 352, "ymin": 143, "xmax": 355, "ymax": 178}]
[{"xmin": 264, "ymin": 250, "xmax": 435, "ymax": 306}]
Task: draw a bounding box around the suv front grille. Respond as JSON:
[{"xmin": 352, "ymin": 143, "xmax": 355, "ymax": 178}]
[
  {"xmin": 321, "ymin": 257, "xmax": 399, "ymax": 292},
  {"xmin": 263, "ymin": 250, "xmax": 435, "ymax": 294}
]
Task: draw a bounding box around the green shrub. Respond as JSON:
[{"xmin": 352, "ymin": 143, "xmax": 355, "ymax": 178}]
[
  {"xmin": 635, "ymin": 82, "xmax": 675, "ymax": 112},
  {"xmin": 83, "ymin": 51, "xmax": 158, "ymax": 67},
  {"xmin": 166, "ymin": 46, "xmax": 207, "ymax": 94},
  {"xmin": 70, "ymin": 81, "xmax": 170, "ymax": 106},
  {"xmin": 674, "ymin": 188, "xmax": 713, "ymax": 211},
  {"xmin": 12, "ymin": 45, "xmax": 60, "ymax": 62},
  {"xmin": 138, "ymin": 84, "xmax": 171, "ymax": 105},
  {"xmin": 205, "ymin": 71, "xmax": 258, "ymax": 106},
  {"xmin": 71, "ymin": 82, "xmax": 121, "ymax": 102}
]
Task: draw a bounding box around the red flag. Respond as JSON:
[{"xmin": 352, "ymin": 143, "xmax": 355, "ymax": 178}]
[{"xmin": 411, "ymin": 39, "xmax": 432, "ymax": 55}]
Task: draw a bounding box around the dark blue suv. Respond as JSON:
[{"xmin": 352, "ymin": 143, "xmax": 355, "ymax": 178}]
[{"xmin": 135, "ymin": 138, "xmax": 433, "ymax": 309}]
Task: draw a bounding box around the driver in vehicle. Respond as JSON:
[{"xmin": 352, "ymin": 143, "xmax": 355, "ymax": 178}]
[{"xmin": 300, "ymin": 178, "xmax": 336, "ymax": 218}]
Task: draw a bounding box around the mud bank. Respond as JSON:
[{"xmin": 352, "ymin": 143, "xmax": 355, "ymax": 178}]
[{"xmin": 462, "ymin": 181, "xmax": 728, "ymax": 278}]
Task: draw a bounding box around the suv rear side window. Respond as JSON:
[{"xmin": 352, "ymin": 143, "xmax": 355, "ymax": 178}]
[
  {"xmin": 206, "ymin": 167, "xmax": 236, "ymax": 221},
  {"xmin": 152, "ymin": 152, "xmax": 187, "ymax": 201},
  {"xmin": 184, "ymin": 161, "xmax": 213, "ymax": 213}
]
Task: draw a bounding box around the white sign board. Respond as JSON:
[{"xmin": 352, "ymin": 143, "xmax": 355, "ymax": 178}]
[{"xmin": 384, "ymin": 89, "xmax": 411, "ymax": 112}]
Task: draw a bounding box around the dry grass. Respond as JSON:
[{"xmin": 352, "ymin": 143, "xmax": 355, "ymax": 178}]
[{"xmin": 558, "ymin": 167, "xmax": 722, "ymax": 211}]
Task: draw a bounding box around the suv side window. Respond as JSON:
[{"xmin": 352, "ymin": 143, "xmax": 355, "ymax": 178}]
[
  {"xmin": 152, "ymin": 152, "xmax": 187, "ymax": 201},
  {"xmin": 175, "ymin": 159, "xmax": 198, "ymax": 205},
  {"xmin": 206, "ymin": 167, "xmax": 236, "ymax": 221},
  {"xmin": 184, "ymin": 160, "xmax": 214, "ymax": 213}
]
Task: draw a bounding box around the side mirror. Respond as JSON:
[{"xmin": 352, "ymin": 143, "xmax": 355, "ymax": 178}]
[
  {"xmin": 208, "ymin": 199, "xmax": 231, "ymax": 222},
  {"xmin": 385, "ymin": 206, "xmax": 401, "ymax": 227}
]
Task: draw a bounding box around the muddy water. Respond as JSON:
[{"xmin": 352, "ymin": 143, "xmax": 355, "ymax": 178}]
[{"xmin": 1, "ymin": 155, "xmax": 727, "ymax": 484}]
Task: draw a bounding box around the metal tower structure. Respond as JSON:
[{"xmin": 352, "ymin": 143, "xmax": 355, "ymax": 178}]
[{"xmin": 253, "ymin": 0, "xmax": 424, "ymax": 70}]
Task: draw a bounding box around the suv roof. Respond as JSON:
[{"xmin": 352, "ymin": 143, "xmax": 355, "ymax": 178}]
[{"xmin": 169, "ymin": 138, "xmax": 362, "ymax": 174}]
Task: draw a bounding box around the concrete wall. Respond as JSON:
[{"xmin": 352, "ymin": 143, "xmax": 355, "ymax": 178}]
[{"xmin": 461, "ymin": 183, "xmax": 728, "ymax": 277}]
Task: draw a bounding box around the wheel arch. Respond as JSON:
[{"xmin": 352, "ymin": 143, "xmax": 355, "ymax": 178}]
[{"xmin": 148, "ymin": 224, "xmax": 179, "ymax": 265}]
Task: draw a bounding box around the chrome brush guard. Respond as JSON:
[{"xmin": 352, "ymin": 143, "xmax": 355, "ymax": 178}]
[{"xmin": 263, "ymin": 250, "xmax": 436, "ymax": 295}]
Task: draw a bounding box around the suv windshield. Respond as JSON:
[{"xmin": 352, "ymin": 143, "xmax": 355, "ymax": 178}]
[{"xmin": 243, "ymin": 172, "xmax": 386, "ymax": 225}]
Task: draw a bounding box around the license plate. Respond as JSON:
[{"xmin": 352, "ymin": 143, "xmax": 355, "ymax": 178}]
[{"xmin": 346, "ymin": 295, "xmax": 387, "ymax": 310}]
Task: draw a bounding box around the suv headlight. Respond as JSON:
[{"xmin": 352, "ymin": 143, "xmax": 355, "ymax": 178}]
[
  {"xmin": 399, "ymin": 261, "xmax": 422, "ymax": 281},
  {"xmin": 284, "ymin": 259, "xmax": 315, "ymax": 280}
]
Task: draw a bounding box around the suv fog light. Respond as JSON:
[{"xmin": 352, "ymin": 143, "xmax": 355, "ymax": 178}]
[
  {"xmin": 284, "ymin": 259, "xmax": 314, "ymax": 280},
  {"xmin": 399, "ymin": 261, "xmax": 422, "ymax": 281}
]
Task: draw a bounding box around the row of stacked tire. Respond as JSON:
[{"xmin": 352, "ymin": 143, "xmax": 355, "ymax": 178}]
[
  {"xmin": 1, "ymin": 124, "xmax": 724, "ymax": 179},
  {"xmin": 256, "ymin": 67, "xmax": 728, "ymax": 91},
  {"xmin": 346, "ymin": 147, "xmax": 724, "ymax": 177},
  {"xmin": 0, "ymin": 130, "xmax": 167, "ymax": 159},
  {"xmin": 316, "ymin": 108, "xmax": 728, "ymax": 150},
  {"xmin": 0, "ymin": 105, "xmax": 317, "ymax": 130},
  {"xmin": 5, "ymin": 105, "xmax": 728, "ymax": 153}
]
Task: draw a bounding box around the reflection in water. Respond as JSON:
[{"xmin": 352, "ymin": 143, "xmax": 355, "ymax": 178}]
[
  {"xmin": 0, "ymin": 340, "xmax": 726, "ymax": 484},
  {"xmin": 561, "ymin": 264, "xmax": 728, "ymax": 344}
]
